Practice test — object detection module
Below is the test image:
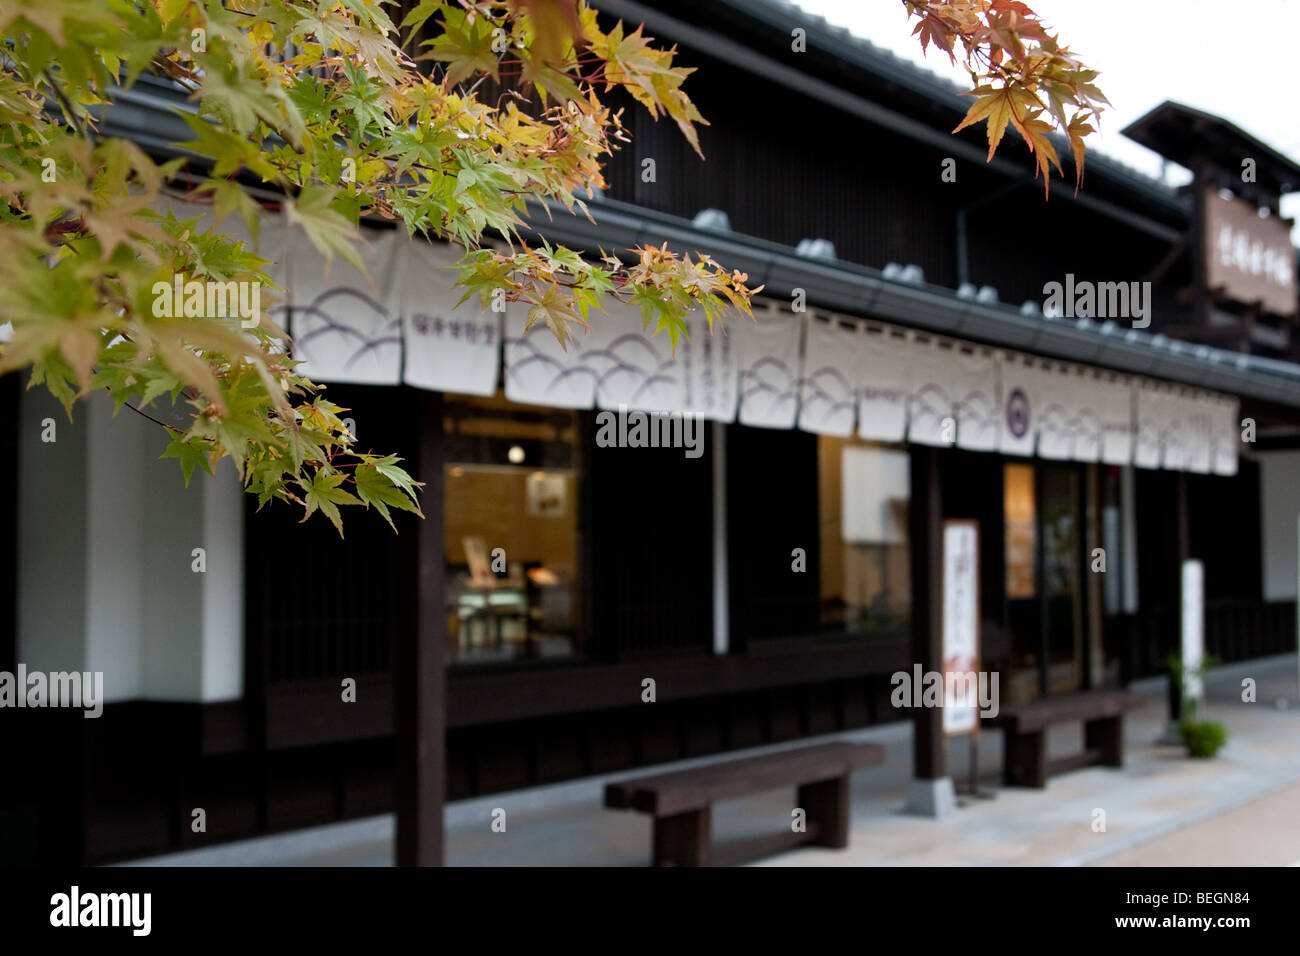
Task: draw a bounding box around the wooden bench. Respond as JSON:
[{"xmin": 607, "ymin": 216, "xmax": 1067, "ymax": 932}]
[
  {"xmin": 988, "ymin": 689, "xmax": 1147, "ymax": 788},
  {"xmin": 604, "ymin": 741, "xmax": 885, "ymax": 867}
]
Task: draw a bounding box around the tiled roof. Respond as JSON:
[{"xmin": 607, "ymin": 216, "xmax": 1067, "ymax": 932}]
[{"xmin": 749, "ymin": 0, "xmax": 1181, "ymax": 203}]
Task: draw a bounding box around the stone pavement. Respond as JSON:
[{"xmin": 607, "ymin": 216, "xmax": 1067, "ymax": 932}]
[
  {"xmin": 1092, "ymin": 781, "xmax": 1300, "ymax": 867},
  {"xmin": 124, "ymin": 654, "xmax": 1300, "ymax": 867}
]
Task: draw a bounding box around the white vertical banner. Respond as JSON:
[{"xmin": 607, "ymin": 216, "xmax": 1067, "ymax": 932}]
[
  {"xmin": 1212, "ymin": 395, "xmax": 1240, "ymax": 477},
  {"xmin": 150, "ymin": 195, "xmax": 290, "ymax": 336},
  {"xmin": 1185, "ymin": 391, "xmax": 1214, "ymax": 474},
  {"xmin": 1036, "ymin": 362, "xmax": 1075, "ymax": 460},
  {"xmin": 842, "ymin": 445, "xmax": 910, "ymax": 544},
  {"xmin": 252, "ymin": 208, "xmax": 292, "ymax": 303},
  {"xmin": 682, "ymin": 313, "xmax": 739, "ymax": 422},
  {"xmin": 942, "ymin": 520, "xmax": 980, "ymax": 736},
  {"xmin": 797, "ymin": 313, "xmax": 859, "ymax": 437},
  {"xmin": 1121, "ymin": 463, "xmax": 1139, "ymax": 613},
  {"xmin": 1161, "ymin": 387, "xmax": 1191, "ymax": 471},
  {"xmin": 584, "ymin": 302, "xmax": 686, "ymax": 413},
  {"xmin": 399, "ymin": 239, "xmax": 503, "ymax": 395},
  {"xmin": 908, "ymin": 337, "xmax": 956, "ymax": 447},
  {"xmin": 1071, "ymin": 368, "xmax": 1104, "ymax": 463},
  {"xmin": 736, "ymin": 303, "xmax": 801, "ymax": 429},
  {"xmin": 150, "ymin": 193, "xmax": 272, "ymax": 259},
  {"xmin": 953, "ymin": 348, "xmax": 1000, "ymax": 452},
  {"xmin": 257, "ymin": 212, "xmax": 292, "ymax": 345},
  {"xmin": 503, "ymin": 310, "xmax": 596, "ymax": 408},
  {"xmin": 857, "ymin": 327, "xmax": 911, "ymax": 442},
  {"xmin": 997, "ymin": 351, "xmax": 1038, "ymax": 457},
  {"xmin": 1181, "ymin": 559, "xmax": 1205, "ymax": 708},
  {"xmin": 713, "ymin": 420, "xmax": 729, "ymax": 654},
  {"xmin": 1134, "ymin": 381, "xmax": 1164, "ymax": 469},
  {"xmin": 1100, "ymin": 376, "xmax": 1135, "ymax": 466},
  {"xmin": 285, "ymin": 227, "xmax": 403, "ymax": 385}
]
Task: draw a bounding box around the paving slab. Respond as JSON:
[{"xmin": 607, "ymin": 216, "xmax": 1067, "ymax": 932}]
[{"xmin": 123, "ymin": 654, "xmax": 1300, "ymax": 867}]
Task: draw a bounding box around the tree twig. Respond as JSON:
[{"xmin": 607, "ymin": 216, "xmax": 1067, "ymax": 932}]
[{"xmin": 42, "ymin": 69, "xmax": 92, "ymax": 142}]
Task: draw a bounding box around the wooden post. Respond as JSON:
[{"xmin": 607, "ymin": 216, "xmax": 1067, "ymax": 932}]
[
  {"xmin": 395, "ymin": 389, "xmax": 447, "ymax": 866},
  {"xmin": 1085, "ymin": 715, "xmax": 1124, "ymax": 768},
  {"xmin": 712, "ymin": 421, "xmax": 729, "ymax": 656},
  {"xmin": 909, "ymin": 445, "xmax": 944, "ymax": 780},
  {"xmin": 653, "ymin": 808, "xmax": 711, "ymax": 867},
  {"xmin": 1003, "ymin": 729, "xmax": 1046, "ymax": 788},
  {"xmin": 1169, "ymin": 472, "xmax": 1191, "ymax": 725},
  {"xmin": 1190, "ymin": 165, "xmax": 1210, "ymax": 334},
  {"xmin": 0, "ymin": 372, "xmax": 16, "ymax": 673},
  {"xmin": 1035, "ymin": 464, "xmax": 1049, "ymax": 698},
  {"xmin": 1084, "ymin": 462, "xmax": 1103, "ymax": 689},
  {"xmin": 797, "ymin": 775, "xmax": 850, "ymax": 848}
]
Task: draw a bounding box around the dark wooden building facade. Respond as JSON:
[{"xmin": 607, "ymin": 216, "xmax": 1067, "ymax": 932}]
[{"xmin": 2, "ymin": 0, "xmax": 1299, "ymax": 865}]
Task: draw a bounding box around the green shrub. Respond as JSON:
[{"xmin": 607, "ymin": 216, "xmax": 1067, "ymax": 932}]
[{"xmin": 1179, "ymin": 719, "xmax": 1228, "ymax": 759}]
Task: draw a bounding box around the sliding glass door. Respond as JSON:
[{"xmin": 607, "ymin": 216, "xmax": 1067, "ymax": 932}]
[
  {"xmin": 1041, "ymin": 465, "xmax": 1084, "ymax": 694},
  {"xmin": 1003, "ymin": 462, "xmax": 1085, "ymax": 703}
]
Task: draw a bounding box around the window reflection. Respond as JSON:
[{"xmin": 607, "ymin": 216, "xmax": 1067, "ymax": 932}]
[
  {"xmin": 818, "ymin": 435, "xmax": 911, "ymax": 634},
  {"xmin": 443, "ymin": 393, "xmax": 580, "ymax": 664},
  {"xmin": 1003, "ymin": 461, "xmax": 1084, "ymax": 702},
  {"xmin": 1004, "ymin": 463, "xmax": 1036, "ymax": 599}
]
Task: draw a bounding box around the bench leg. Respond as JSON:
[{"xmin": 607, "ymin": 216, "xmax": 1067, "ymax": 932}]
[
  {"xmin": 1003, "ymin": 729, "xmax": 1047, "ymax": 788},
  {"xmin": 797, "ymin": 774, "xmax": 850, "ymax": 848},
  {"xmin": 653, "ymin": 807, "xmax": 710, "ymax": 867},
  {"xmin": 1085, "ymin": 714, "xmax": 1124, "ymax": 768}
]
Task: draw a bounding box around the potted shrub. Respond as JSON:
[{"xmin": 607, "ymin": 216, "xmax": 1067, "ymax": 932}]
[
  {"xmin": 1167, "ymin": 654, "xmax": 1228, "ymax": 759},
  {"xmin": 1179, "ymin": 719, "xmax": 1228, "ymax": 758}
]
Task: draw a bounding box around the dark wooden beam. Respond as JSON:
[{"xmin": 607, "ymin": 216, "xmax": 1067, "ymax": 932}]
[
  {"xmin": 0, "ymin": 373, "xmax": 16, "ymax": 673},
  {"xmin": 261, "ymin": 634, "xmax": 912, "ymax": 748},
  {"xmin": 1190, "ymin": 167, "xmax": 1211, "ymax": 333},
  {"xmin": 1035, "ymin": 464, "xmax": 1050, "ymax": 699},
  {"xmin": 1155, "ymin": 322, "xmax": 1247, "ymax": 343},
  {"xmin": 1142, "ymin": 234, "xmax": 1188, "ymax": 287},
  {"xmin": 908, "ymin": 445, "xmax": 944, "ymax": 779},
  {"xmin": 395, "ymin": 389, "xmax": 447, "ymax": 866}
]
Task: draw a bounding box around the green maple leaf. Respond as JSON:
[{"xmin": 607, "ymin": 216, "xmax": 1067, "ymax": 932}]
[
  {"xmin": 355, "ymin": 462, "xmax": 422, "ymax": 530},
  {"xmin": 301, "ymin": 469, "xmax": 363, "ymax": 537},
  {"xmin": 371, "ymin": 455, "xmax": 422, "ymax": 502},
  {"xmin": 419, "ymin": 6, "xmax": 500, "ymax": 86},
  {"xmin": 285, "ymin": 186, "xmax": 365, "ymax": 272},
  {"xmin": 161, "ymin": 437, "xmax": 214, "ymax": 486}
]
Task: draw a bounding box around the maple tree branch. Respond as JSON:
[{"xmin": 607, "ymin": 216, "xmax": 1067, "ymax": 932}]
[{"xmin": 42, "ymin": 69, "xmax": 91, "ymax": 142}]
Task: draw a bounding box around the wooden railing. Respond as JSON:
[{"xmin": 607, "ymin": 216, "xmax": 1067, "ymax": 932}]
[
  {"xmin": 1206, "ymin": 599, "xmax": 1295, "ymax": 662},
  {"xmin": 1114, "ymin": 599, "xmax": 1296, "ymax": 681}
]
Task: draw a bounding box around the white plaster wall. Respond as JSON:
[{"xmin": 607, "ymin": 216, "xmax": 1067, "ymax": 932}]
[
  {"xmin": 18, "ymin": 387, "xmax": 245, "ymax": 703},
  {"xmin": 84, "ymin": 394, "xmax": 146, "ymax": 699},
  {"xmin": 199, "ymin": 457, "xmax": 244, "ymax": 701},
  {"xmin": 1259, "ymin": 450, "xmax": 1300, "ymax": 601},
  {"xmin": 17, "ymin": 387, "xmax": 89, "ymax": 672},
  {"xmin": 139, "ymin": 419, "xmax": 204, "ymax": 700}
]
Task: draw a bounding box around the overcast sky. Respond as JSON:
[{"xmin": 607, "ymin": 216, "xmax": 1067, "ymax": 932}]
[{"xmin": 794, "ymin": 0, "xmax": 1300, "ymax": 241}]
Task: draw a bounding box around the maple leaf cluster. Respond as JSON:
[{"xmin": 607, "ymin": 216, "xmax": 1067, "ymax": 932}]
[
  {"xmin": 0, "ymin": 0, "xmax": 1098, "ymax": 533},
  {"xmin": 0, "ymin": 0, "xmax": 760, "ymax": 533},
  {"xmin": 905, "ymin": 0, "xmax": 1107, "ymax": 195}
]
